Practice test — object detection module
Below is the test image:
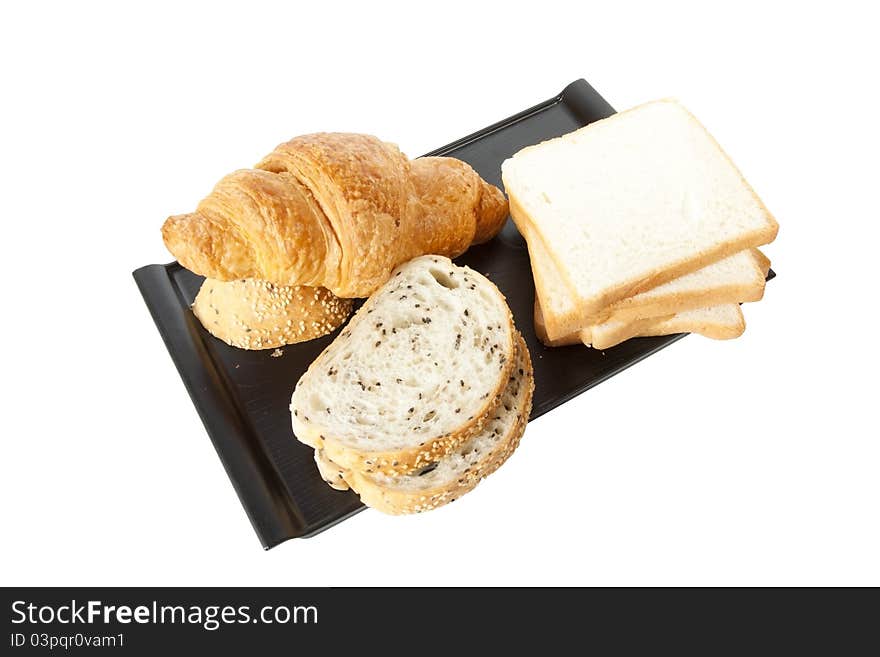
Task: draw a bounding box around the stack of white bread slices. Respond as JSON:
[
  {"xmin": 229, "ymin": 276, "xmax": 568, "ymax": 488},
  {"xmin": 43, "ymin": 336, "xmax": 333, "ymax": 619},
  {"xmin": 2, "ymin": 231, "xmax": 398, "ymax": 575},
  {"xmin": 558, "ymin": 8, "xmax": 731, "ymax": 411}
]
[
  {"xmin": 502, "ymin": 99, "xmax": 778, "ymax": 350},
  {"xmin": 291, "ymin": 255, "xmax": 534, "ymax": 514}
]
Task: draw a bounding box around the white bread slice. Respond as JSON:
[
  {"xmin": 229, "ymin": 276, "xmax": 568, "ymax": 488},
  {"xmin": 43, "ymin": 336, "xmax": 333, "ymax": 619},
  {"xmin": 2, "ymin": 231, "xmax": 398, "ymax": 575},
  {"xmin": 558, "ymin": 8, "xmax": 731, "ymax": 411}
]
[
  {"xmin": 503, "ymin": 99, "xmax": 778, "ymax": 330},
  {"xmin": 585, "ymin": 304, "xmax": 745, "ymax": 349},
  {"xmin": 291, "ymin": 255, "xmax": 515, "ymax": 476},
  {"xmin": 522, "ymin": 214, "xmax": 765, "ymax": 340},
  {"xmin": 535, "ymin": 300, "xmax": 745, "ymax": 349},
  {"xmin": 592, "ymin": 249, "xmax": 764, "ymax": 324},
  {"xmin": 315, "ymin": 333, "xmax": 533, "ymax": 514}
]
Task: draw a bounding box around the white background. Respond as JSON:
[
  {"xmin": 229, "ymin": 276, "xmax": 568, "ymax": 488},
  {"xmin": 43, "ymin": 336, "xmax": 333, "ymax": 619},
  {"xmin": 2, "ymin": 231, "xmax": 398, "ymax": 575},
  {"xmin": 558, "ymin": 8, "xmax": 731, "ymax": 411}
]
[{"xmin": 2, "ymin": 1, "xmax": 878, "ymax": 586}]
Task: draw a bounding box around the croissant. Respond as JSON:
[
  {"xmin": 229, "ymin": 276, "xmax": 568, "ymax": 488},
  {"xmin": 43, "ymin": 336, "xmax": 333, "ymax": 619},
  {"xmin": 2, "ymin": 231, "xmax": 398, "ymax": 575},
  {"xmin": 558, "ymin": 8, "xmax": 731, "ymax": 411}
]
[{"xmin": 162, "ymin": 133, "xmax": 508, "ymax": 297}]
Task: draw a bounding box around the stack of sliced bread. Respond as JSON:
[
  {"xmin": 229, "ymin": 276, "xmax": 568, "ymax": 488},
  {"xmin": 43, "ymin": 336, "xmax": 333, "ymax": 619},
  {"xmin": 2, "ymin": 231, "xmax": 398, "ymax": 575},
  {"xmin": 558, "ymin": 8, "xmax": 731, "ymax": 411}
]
[
  {"xmin": 290, "ymin": 255, "xmax": 534, "ymax": 514},
  {"xmin": 502, "ymin": 99, "xmax": 778, "ymax": 349}
]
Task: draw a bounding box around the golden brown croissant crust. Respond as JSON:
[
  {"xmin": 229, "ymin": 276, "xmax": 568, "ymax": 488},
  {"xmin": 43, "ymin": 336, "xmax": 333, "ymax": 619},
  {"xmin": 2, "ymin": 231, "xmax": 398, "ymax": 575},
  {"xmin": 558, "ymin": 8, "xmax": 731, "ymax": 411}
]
[{"xmin": 162, "ymin": 133, "xmax": 508, "ymax": 297}]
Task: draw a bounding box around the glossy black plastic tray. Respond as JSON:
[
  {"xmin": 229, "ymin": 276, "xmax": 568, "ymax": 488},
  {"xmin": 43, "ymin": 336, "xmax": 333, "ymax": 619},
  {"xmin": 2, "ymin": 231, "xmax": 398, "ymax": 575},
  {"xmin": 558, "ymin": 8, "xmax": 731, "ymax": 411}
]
[{"xmin": 134, "ymin": 79, "xmax": 775, "ymax": 548}]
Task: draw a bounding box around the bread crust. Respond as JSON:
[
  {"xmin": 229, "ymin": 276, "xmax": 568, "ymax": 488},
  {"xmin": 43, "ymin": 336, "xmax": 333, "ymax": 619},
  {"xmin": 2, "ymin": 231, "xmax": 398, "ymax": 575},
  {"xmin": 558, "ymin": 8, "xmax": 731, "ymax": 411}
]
[
  {"xmin": 533, "ymin": 301, "xmax": 580, "ymax": 347},
  {"xmin": 163, "ymin": 134, "xmax": 508, "ymax": 298},
  {"xmin": 752, "ymin": 248, "xmax": 772, "ymax": 277},
  {"xmin": 603, "ymin": 279, "xmax": 763, "ymax": 323},
  {"xmin": 599, "ymin": 305, "xmax": 745, "ymax": 347},
  {"xmin": 535, "ymin": 297, "xmax": 745, "ymax": 349},
  {"xmin": 314, "ymin": 449, "xmax": 350, "ymax": 491}
]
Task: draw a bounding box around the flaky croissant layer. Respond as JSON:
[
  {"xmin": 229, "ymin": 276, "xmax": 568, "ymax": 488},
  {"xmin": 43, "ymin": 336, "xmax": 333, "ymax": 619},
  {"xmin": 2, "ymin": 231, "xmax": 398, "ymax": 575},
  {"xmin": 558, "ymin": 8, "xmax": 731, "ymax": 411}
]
[{"xmin": 162, "ymin": 133, "xmax": 508, "ymax": 297}]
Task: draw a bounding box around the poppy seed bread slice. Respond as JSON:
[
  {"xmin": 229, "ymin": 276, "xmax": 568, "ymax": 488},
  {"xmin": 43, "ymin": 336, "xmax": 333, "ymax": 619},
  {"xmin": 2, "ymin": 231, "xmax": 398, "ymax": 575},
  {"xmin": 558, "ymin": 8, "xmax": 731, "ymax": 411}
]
[
  {"xmin": 315, "ymin": 333, "xmax": 533, "ymax": 514},
  {"xmin": 314, "ymin": 448, "xmax": 350, "ymax": 491},
  {"xmin": 290, "ymin": 255, "xmax": 515, "ymax": 476}
]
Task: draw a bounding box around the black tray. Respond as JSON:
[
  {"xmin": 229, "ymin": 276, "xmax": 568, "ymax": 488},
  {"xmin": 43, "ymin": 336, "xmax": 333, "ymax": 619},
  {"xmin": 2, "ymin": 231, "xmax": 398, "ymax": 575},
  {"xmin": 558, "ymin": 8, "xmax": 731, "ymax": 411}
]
[{"xmin": 134, "ymin": 79, "xmax": 775, "ymax": 548}]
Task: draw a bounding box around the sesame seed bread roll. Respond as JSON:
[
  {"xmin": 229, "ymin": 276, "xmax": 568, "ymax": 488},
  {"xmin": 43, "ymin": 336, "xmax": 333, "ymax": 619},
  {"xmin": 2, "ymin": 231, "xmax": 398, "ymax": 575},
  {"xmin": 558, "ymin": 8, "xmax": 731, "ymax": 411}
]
[
  {"xmin": 315, "ymin": 333, "xmax": 533, "ymax": 514},
  {"xmin": 291, "ymin": 255, "xmax": 516, "ymax": 476},
  {"xmin": 192, "ymin": 278, "xmax": 353, "ymax": 350}
]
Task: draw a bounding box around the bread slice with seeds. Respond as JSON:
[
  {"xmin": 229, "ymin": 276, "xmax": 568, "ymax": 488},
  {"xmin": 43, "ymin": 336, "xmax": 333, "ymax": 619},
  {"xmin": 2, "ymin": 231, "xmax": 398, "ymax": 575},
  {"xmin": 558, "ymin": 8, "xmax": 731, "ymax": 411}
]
[
  {"xmin": 192, "ymin": 278, "xmax": 352, "ymax": 350},
  {"xmin": 314, "ymin": 448, "xmax": 350, "ymax": 491},
  {"xmin": 316, "ymin": 333, "xmax": 533, "ymax": 514},
  {"xmin": 291, "ymin": 254, "xmax": 515, "ymax": 476}
]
